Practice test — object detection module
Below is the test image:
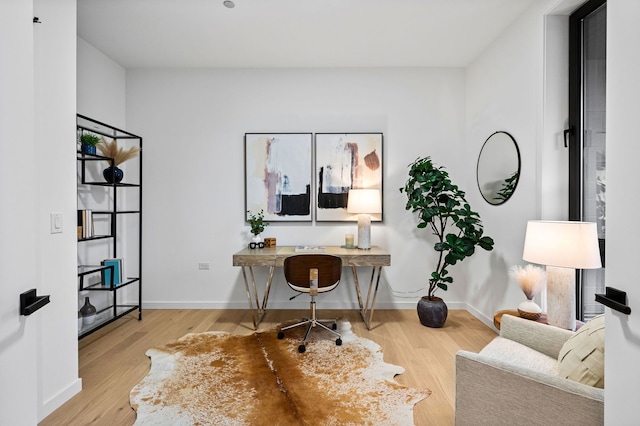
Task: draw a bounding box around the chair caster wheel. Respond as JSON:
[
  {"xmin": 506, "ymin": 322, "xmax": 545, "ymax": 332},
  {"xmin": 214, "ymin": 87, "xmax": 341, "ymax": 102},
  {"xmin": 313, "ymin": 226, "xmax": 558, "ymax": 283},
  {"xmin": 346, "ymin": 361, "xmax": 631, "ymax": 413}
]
[
  {"xmin": 332, "ymin": 323, "xmax": 337, "ymax": 330},
  {"xmin": 298, "ymin": 344, "xmax": 306, "ymax": 353},
  {"xmin": 277, "ymin": 332, "xmax": 284, "ymax": 339},
  {"xmin": 336, "ymin": 338, "xmax": 342, "ymax": 346}
]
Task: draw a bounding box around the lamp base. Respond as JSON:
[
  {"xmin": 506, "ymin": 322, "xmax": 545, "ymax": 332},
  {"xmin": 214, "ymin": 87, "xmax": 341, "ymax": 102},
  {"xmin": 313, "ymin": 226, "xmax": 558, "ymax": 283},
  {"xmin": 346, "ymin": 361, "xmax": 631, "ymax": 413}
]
[
  {"xmin": 546, "ymin": 265, "xmax": 576, "ymax": 331},
  {"xmin": 357, "ymin": 214, "xmax": 371, "ymax": 250}
]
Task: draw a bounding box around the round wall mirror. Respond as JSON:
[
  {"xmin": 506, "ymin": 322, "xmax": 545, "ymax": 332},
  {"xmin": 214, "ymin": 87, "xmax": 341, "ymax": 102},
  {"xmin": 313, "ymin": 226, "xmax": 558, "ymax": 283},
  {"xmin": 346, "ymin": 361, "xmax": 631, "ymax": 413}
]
[{"xmin": 477, "ymin": 131, "xmax": 521, "ymax": 205}]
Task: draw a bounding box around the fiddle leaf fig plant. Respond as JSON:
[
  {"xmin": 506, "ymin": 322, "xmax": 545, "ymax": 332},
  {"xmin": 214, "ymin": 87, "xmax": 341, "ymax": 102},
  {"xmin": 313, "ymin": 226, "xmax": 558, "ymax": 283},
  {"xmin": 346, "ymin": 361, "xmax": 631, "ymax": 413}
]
[{"xmin": 400, "ymin": 157, "xmax": 494, "ymax": 299}]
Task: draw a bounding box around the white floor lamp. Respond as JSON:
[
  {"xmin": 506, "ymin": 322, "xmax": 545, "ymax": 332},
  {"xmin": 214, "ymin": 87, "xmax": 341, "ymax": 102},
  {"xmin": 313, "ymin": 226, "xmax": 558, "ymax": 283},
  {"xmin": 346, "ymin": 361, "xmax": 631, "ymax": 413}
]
[
  {"xmin": 522, "ymin": 220, "xmax": 602, "ymax": 330},
  {"xmin": 346, "ymin": 189, "xmax": 382, "ymax": 250}
]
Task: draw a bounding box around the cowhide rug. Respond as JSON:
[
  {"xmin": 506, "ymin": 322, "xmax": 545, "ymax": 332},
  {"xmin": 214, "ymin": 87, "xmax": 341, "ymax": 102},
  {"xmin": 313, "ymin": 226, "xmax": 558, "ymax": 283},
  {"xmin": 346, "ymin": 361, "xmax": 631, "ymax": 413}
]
[{"xmin": 130, "ymin": 321, "xmax": 429, "ymax": 425}]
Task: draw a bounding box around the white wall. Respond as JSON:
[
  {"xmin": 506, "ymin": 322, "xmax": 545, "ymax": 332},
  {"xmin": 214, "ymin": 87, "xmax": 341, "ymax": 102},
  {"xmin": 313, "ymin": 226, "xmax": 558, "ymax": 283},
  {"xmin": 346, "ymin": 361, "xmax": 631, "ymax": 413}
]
[
  {"xmin": 118, "ymin": 1, "xmax": 568, "ymax": 327},
  {"xmin": 125, "ymin": 67, "xmax": 480, "ymax": 310},
  {"xmin": 0, "ymin": 1, "xmax": 39, "ymax": 424},
  {"xmin": 606, "ymin": 1, "xmax": 640, "ymax": 422},
  {"xmin": 0, "ymin": 0, "xmax": 78, "ymax": 423},
  {"xmin": 34, "ymin": 0, "xmax": 81, "ymax": 419},
  {"xmin": 465, "ymin": 0, "xmax": 563, "ymax": 322},
  {"xmin": 77, "ymin": 36, "xmax": 126, "ymax": 128}
]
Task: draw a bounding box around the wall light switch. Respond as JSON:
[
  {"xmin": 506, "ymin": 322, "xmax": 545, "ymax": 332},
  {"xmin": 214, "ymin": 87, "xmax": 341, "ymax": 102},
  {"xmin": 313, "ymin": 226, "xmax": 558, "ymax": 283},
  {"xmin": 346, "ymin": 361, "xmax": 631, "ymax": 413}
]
[
  {"xmin": 198, "ymin": 262, "xmax": 210, "ymax": 270},
  {"xmin": 50, "ymin": 213, "xmax": 63, "ymax": 234}
]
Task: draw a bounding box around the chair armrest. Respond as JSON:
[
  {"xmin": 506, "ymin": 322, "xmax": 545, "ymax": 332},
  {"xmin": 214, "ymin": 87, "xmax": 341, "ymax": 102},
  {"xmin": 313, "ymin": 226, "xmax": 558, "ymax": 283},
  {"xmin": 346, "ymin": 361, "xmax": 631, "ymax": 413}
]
[
  {"xmin": 500, "ymin": 314, "xmax": 575, "ymax": 359},
  {"xmin": 455, "ymin": 351, "xmax": 604, "ymax": 426}
]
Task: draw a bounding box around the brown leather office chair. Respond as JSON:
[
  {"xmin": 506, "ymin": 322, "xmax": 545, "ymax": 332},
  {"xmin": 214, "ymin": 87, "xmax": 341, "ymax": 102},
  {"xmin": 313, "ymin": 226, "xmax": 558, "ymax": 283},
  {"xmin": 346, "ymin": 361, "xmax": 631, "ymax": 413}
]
[{"xmin": 277, "ymin": 254, "xmax": 343, "ymax": 353}]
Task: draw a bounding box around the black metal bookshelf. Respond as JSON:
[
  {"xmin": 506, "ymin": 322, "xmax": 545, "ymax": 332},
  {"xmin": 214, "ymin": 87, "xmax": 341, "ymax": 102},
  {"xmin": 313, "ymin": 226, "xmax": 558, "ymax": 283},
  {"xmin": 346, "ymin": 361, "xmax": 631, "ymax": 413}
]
[{"xmin": 76, "ymin": 114, "xmax": 142, "ymax": 339}]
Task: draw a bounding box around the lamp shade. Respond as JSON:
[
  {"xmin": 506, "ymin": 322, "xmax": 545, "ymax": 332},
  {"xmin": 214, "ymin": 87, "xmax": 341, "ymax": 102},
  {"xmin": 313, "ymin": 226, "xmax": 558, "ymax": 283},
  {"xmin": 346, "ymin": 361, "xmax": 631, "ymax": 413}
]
[
  {"xmin": 346, "ymin": 189, "xmax": 382, "ymax": 214},
  {"xmin": 523, "ymin": 220, "xmax": 602, "ymax": 269}
]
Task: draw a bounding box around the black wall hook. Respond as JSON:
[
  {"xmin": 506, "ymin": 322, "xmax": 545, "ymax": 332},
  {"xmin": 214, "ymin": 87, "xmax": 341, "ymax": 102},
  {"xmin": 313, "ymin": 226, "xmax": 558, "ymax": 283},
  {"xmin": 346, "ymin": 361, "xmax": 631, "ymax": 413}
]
[{"xmin": 33, "ymin": 17, "xmax": 41, "ymax": 24}]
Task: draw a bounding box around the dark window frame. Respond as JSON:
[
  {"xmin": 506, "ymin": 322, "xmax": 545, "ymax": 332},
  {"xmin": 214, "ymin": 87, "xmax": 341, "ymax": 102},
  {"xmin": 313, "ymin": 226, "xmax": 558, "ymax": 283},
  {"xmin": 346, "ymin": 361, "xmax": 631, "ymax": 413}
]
[{"xmin": 568, "ymin": 0, "xmax": 607, "ymax": 320}]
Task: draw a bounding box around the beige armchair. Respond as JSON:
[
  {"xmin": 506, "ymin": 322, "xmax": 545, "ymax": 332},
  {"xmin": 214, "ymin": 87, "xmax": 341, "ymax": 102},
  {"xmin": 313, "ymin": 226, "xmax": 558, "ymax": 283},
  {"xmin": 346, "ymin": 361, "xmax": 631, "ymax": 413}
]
[{"xmin": 455, "ymin": 314, "xmax": 604, "ymax": 426}]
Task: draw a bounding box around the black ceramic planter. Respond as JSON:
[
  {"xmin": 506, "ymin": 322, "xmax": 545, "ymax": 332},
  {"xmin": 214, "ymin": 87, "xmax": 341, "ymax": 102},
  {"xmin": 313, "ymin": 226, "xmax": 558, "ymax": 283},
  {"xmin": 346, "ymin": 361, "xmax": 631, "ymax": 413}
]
[
  {"xmin": 103, "ymin": 166, "xmax": 124, "ymax": 183},
  {"xmin": 417, "ymin": 296, "xmax": 448, "ymax": 328}
]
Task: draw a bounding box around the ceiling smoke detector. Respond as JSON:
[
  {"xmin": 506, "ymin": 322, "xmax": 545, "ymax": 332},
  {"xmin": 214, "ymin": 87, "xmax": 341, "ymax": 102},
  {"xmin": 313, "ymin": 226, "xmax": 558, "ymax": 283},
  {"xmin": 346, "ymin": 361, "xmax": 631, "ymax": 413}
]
[{"xmin": 223, "ymin": 0, "xmax": 235, "ymax": 8}]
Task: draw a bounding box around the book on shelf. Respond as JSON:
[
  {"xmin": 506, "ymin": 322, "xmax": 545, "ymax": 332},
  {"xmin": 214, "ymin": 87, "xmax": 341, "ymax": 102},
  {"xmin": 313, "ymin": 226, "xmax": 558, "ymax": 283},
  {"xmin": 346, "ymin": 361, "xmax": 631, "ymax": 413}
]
[
  {"xmin": 294, "ymin": 245, "xmax": 326, "ymax": 253},
  {"xmin": 101, "ymin": 258, "xmax": 123, "ymax": 287},
  {"xmin": 78, "ymin": 209, "xmax": 94, "ymax": 239}
]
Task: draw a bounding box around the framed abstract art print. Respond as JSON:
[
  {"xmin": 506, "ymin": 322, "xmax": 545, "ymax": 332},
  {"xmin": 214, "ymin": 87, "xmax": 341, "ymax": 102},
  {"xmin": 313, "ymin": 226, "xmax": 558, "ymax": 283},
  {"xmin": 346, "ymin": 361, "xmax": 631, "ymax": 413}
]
[
  {"xmin": 245, "ymin": 133, "xmax": 313, "ymax": 222},
  {"xmin": 315, "ymin": 133, "xmax": 383, "ymax": 222}
]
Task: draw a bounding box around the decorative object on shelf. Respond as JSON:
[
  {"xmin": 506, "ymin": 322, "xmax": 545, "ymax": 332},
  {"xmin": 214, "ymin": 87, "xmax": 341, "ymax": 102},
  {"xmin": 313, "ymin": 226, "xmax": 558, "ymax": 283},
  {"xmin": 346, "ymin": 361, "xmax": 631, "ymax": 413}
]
[
  {"xmin": 79, "ymin": 296, "xmax": 97, "ymax": 326},
  {"xmin": 101, "ymin": 258, "xmax": 123, "ymax": 287},
  {"xmin": 79, "ymin": 133, "xmax": 100, "ymax": 155},
  {"xmin": 523, "ymin": 220, "xmax": 602, "ymax": 331},
  {"xmin": 510, "ymin": 264, "xmax": 546, "ymax": 320},
  {"xmin": 247, "ymin": 209, "xmax": 268, "ymax": 245},
  {"xmin": 346, "ymin": 189, "xmax": 382, "ymax": 250},
  {"xmin": 315, "ymin": 133, "xmax": 383, "ymax": 222},
  {"xmin": 245, "ymin": 133, "xmax": 312, "ymax": 222},
  {"xmin": 264, "ymin": 237, "xmax": 276, "ymax": 248},
  {"xmin": 103, "ymin": 166, "xmax": 124, "ymax": 184},
  {"xmin": 97, "ymin": 136, "xmax": 141, "ymax": 183},
  {"xmin": 400, "ymin": 156, "xmax": 494, "ymax": 328}
]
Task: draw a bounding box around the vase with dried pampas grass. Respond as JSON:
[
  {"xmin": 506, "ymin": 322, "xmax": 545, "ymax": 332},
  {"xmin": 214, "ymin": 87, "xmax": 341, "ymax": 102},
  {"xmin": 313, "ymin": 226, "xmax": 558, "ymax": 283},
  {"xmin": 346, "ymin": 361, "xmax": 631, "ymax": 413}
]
[
  {"xmin": 97, "ymin": 137, "xmax": 141, "ymax": 183},
  {"xmin": 510, "ymin": 264, "xmax": 546, "ymax": 320}
]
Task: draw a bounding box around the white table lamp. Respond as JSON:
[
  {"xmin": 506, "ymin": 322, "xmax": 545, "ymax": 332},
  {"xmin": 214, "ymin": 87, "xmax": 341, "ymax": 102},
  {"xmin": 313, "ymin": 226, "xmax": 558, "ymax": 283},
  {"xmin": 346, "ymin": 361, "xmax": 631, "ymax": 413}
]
[
  {"xmin": 523, "ymin": 220, "xmax": 601, "ymax": 330},
  {"xmin": 346, "ymin": 189, "xmax": 382, "ymax": 250}
]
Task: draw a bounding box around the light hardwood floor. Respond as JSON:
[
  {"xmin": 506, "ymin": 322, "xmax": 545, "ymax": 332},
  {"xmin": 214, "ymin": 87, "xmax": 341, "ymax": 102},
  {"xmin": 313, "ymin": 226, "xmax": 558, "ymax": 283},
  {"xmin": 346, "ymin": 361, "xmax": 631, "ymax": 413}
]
[{"xmin": 40, "ymin": 309, "xmax": 497, "ymax": 426}]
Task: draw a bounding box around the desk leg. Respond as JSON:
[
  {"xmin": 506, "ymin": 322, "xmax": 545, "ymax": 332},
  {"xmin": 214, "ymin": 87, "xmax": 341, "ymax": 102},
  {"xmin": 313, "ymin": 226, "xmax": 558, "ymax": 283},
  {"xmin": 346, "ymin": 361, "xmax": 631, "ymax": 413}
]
[
  {"xmin": 241, "ymin": 266, "xmax": 275, "ymax": 330},
  {"xmin": 241, "ymin": 266, "xmax": 258, "ymax": 329},
  {"xmin": 351, "ymin": 266, "xmax": 364, "ymax": 312},
  {"xmin": 352, "ymin": 265, "xmax": 383, "ymax": 330},
  {"xmin": 262, "ymin": 266, "xmax": 276, "ymax": 314}
]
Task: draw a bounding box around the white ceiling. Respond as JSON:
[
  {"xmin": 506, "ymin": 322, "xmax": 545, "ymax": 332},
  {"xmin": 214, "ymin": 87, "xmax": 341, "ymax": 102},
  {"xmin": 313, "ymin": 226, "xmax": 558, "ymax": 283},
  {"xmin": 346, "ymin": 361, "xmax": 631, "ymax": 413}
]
[{"xmin": 77, "ymin": 0, "xmax": 536, "ymax": 69}]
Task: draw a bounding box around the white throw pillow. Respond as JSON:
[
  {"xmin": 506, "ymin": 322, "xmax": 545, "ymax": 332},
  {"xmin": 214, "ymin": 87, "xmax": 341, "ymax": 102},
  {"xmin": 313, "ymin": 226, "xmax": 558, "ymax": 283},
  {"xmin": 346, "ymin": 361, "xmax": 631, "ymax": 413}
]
[{"xmin": 557, "ymin": 314, "xmax": 605, "ymax": 388}]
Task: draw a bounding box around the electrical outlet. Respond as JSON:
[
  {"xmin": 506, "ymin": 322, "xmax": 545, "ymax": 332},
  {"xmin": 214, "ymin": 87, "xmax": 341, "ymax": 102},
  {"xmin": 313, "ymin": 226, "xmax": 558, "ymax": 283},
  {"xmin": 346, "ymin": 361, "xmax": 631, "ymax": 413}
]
[{"xmin": 198, "ymin": 262, "xmax": 210, "ymax": 270}]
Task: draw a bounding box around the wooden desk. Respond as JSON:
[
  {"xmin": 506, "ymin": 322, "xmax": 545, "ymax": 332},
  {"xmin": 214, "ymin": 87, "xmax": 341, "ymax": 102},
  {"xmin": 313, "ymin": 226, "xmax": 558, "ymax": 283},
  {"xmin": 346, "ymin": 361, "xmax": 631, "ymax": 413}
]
[{"xmin": 233, "ymin": 246, "xmax": 390, "ymax": 330}]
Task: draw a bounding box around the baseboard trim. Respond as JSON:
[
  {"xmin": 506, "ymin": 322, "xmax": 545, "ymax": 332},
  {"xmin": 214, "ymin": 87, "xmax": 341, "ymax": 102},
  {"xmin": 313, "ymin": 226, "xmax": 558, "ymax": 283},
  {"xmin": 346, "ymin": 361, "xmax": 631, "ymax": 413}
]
[
  {"xmin": 143, "ymin": 300, "xmax": 479, "ymax": 314},
  {"xmin": 144, "ymin": 301, "xmax": 460, "ymax": 310},
  {"xmin": 39, "ymin": 378, "xmax": 82, "ymax": 422},
  {"xmin": 141, "ymin": 301, "xmax": 495, "ymax": 331},
  {"xmin": 143, "ymin": 301, "xmax": 414, "ymax": 310},
  {"xmin": 463, "ymin": 303, "xmax": 497, "ymax": 331}
]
